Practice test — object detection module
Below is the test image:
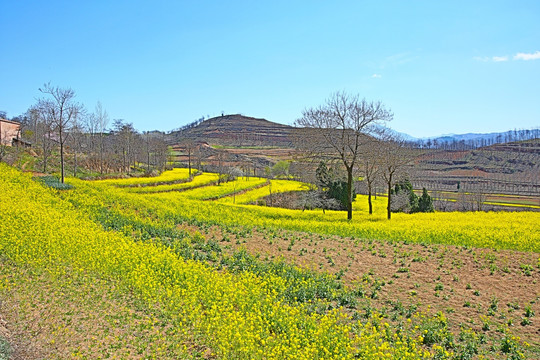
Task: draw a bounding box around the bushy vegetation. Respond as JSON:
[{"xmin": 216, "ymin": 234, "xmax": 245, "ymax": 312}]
[
  {"xmin": 391, "ymin": 179, "xmax": 434, "ymax": 213},
  {"xmin": 315, "ymin": 161, "xmax": 356, "ymax": 210},
  {"xmin": 33, "ymin": 175, "xmax": 74, "ymax": 190}
]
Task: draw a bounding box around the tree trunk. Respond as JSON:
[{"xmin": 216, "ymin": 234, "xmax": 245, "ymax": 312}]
[
  {"xmin": 60, "ymin": 132, "xmax": 65, "ymax": 183},
  {"xmin": 42, "ymin": 135, "xmax": 49, "ymax": 173},
  {"xmin": 188, "ymin": 149, "xmax": 192, "ymax": 176},
  {"xmin": 99, "ymin": 136, "xmax": 104, "ymax": 174},
  {"xmin": 126, "ymin": 142, "xmax": 131, "ymax": 174},
  {"xmin": 387, "ymin": 179, "xmax": 392, "ymax": 220},
  {"xmin": 368, "ymin": 183, "xmax": 373, "ymax": 215},
  {"xmin": 122, "ymin": 149, "xmax": 126, "ymax": 173},
  {"xmin": 73, "ymin": 152, "xmax": 77, "ymax": 177},
  {"xmin": 347, "ymin": 168, "xmax": 353, "ymax": 220},
  {"xmin": 43, "ymin": 152, "xmax": 47, "ymax": 173}
]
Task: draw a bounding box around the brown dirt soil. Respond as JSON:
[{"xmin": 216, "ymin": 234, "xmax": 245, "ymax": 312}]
[
  {"xmin": 193, "ymin": 224, "xmax": 540, "ymax": 349},
  {"xmin": 224, "ymin": 147, "xmax": 296, "ymax": 160}
]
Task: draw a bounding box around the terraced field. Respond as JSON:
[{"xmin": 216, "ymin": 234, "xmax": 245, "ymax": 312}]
[{"xmin": 1, "ymin": 164, "xmax": 539, "ymax": 359}]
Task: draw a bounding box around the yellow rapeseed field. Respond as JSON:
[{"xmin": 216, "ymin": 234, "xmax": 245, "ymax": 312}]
[
  {"xmin": 92, "ymin": 175, "xmax": 539, "ymax": 252},
  {"xmin": 0, "ymin": 163, "xmax": 433, "ymax": 359},
  {"xmin": 97, "ymin": 167, "xmax": 196, "ymax": 186}
]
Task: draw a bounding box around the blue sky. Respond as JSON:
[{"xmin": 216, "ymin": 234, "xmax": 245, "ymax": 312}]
[{"xmin": 1, "ymin": 0, "xmax": 539, "ymax": 138}]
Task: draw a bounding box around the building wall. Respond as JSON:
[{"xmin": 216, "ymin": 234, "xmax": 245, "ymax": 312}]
[{"xmin": 0, "ymin": 119, "xmax": 21, "ymax": 146}]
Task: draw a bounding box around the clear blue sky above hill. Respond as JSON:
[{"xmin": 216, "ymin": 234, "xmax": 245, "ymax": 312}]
[{"xmin": 1, "ymin": 0, "xmax": 539, "ymax": 138}]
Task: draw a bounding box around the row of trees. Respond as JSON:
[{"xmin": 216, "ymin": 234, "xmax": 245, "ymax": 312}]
[
  {"xmin": 5, "ymin": 84, "xmax": 169, "ymax": 181},
  {"xmin": 293, "ymin": 92, "xmax": 540, "ymax": 216},
  {"xmin": 416, "ymin": 128, "xmax": 540, "ymax": 150},
  {"xmin": 293, "ymin": 92, "xmax": 418, "ymax": 220}
]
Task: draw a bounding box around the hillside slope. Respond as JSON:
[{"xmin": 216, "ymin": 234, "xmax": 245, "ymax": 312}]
[
  {"xmin": 413, "ymin": 139, "xmax": 540, "ymax": 196},
  {"xmin": 169, "ymin": 114, "xmax": 294, "ymax": 147}
]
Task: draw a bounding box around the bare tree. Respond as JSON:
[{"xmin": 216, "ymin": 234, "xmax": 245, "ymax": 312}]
[
  {"xmin": 193, "ymin": 144, "xmax": 204, "ymax": 173},
  {"xmin": 93, "ymin": 102, "xmax": 109, "ymax": 174},
  {"xmin": 471, "ymin": 191, "xmax": 487, "ymax": 211},
  {"xmin": 153, "ymin": 134, "xmax": 169, "ymax": 172},
  {"xmin": 178, "ymin": 138, "xmax": 196, "ymax": 176},
  {"xmin": 23, "ymin": 107, "xmax": 40, "ymax": 146},
  {"xmin": 30, "ymin": 103, "xmax": 56, "ymax": 173},
  {"xmin": 113, "ymin": 119, "xmax": 138, "ymax": 173},
  {"xmin": 432, "ymin": 190, "xmax": 451, "ymax": 211},
  {"xmin": 358, "ymin": 137, "xmax": 383, "ymax": 214},
  {"xmin": 229, "ymin": 167, "xmax": 244, "ymax": 204},
  {"xmin": 140, "ymin": 131, "xmax": 169, "ymax": 172},
  {"xmin": 456, "ymin": 190, "xmax": 474, "ymax": 211},
  {"xmin": 294, "ymin": 92, "xmax": 393, "ymax": 219},
  {"xmin": 69, "ymin": 117, "xmax": 86, "ymax": 177},
  {"xmin": 37, "ymin": 83, "xmax": 83, "ymax": 183},
  {"xmin": 84, "ymin": 112, "xmax": 98, "ymax": 154},
  {"xmin": 143, "ymin": 131, "xmax": 153, "ymax": 172},
  {"xmin": 215, "ymin": 151, "xmax": 228, "ymax": 185},
  {"xmin": 456, "ymin": 188, "xmax": 487, "ymax": 212},
  {"xmin": 380, "ymin": 136, "xmax": 414, "ymax": 220}
]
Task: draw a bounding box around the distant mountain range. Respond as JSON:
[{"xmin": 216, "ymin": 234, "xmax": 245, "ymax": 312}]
[
  {"xmin": 373, "ymin": 126, "xmax": 539, "ymax": 146},
  {"xmin": 410, "ymin": 129, "xmax": 540, "ymax": 146}
]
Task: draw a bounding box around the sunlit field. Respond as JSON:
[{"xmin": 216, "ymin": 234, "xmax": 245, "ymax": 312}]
[
  {"xmin": 4, "ymin": 2, "xmax": 539, "ymax": 358},
  {"xmin": 1, "ymin": 164, "xmax": 538, "ymax": 359},
  {"xmin": 78, "ymin": 173, "xmax": 540, "ymax": 252},
  {"xmin": 126, "ymin": 172, "xmax": 220, "ymax": 193},
  {"xmin": 96, "ymin": 167, "xmax": 197, "ymax": 186},
  {"xmin": 0, "ymin": 164, "xmax": 429, "ymax": 359}
]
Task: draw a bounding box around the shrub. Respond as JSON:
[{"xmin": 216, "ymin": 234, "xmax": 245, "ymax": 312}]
[{"xmin": 34, "ymin": 175, "xmax": 74, "ymax": 190}]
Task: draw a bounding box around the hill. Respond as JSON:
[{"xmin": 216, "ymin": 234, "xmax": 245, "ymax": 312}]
[
  {"xmin": 167, "ymin": 115, "xmax": 539, "ymax": 203},
  {"xmin": 169, "ymin": 114, "xmax": 294, "ymax": 147},
  {"xmin": 412, "ymin": 138, "xmax": 540, "ymax": 204}
]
